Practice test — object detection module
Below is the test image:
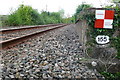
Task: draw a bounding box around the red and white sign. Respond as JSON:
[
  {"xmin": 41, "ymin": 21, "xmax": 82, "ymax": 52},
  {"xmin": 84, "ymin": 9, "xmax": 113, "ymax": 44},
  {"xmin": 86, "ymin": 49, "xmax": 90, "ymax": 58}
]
[{"xmin": 94, "ymin": 10, "xmax": 114, "ymax": 29}]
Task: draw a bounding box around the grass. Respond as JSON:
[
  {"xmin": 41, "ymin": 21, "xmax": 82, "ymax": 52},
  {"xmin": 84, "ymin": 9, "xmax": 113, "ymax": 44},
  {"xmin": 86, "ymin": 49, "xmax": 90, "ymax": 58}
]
[{"xmin": 0, "ymin": 21, "xmax": 2, "ymax": 27}]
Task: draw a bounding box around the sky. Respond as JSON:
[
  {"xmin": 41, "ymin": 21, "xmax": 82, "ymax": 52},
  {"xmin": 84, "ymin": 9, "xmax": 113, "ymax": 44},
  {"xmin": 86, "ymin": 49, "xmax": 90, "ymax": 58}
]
[{"xmin": 0, "ymin": 0, "xmax": 113, "ymax": 17}]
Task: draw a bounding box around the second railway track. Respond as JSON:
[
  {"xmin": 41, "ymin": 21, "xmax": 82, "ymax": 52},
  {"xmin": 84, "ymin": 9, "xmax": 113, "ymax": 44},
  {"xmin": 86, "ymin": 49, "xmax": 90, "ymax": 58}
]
[{"xmin": 0, "ymin": 24, "xmax": 68, "ymax": 49}]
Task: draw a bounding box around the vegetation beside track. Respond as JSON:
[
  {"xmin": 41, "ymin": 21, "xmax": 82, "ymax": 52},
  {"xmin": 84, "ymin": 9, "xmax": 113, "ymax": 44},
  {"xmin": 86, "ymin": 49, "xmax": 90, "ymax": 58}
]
[
  {"xmin": 75, "ymin": 3, "xmax": 120, "ymax": 80},
  {"xmin": 0, "ymin": 4, "xmax": 75, "ymax": 27}
]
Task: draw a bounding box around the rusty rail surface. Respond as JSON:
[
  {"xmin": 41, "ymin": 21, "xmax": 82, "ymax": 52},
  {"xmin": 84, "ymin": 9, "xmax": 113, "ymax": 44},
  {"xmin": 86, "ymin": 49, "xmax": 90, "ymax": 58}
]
[
  {"xmin": 0, "ymin": 24, "xmax": 68, "ymax": 50},
  {"xmin": 0, "ymin": 24, "xmax": 64, "ymax": 33}
]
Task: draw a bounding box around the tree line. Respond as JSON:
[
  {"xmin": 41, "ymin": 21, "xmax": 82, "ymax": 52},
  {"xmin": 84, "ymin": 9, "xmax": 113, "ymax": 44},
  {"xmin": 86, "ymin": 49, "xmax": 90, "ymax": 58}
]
[{"xmin": 1, "ymin": 4, "xmax": 75, "ymax": 27}]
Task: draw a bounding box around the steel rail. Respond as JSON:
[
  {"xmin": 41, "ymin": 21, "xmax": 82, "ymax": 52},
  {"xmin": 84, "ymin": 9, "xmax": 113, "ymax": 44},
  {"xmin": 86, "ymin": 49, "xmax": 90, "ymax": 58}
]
[
  {"xmin": 0, "ymin": 24, "xmax": 68, "ymax": 50},
  {"xmin": 0, "ymin": 24, "xmax": 64, "ymax": 33}
]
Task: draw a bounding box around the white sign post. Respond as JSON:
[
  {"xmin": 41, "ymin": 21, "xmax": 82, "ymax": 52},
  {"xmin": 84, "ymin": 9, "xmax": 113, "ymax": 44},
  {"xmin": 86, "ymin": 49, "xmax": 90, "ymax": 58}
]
[{"xmin": 96, "ymin": 35, "xmax": 110, "ymax": 44}]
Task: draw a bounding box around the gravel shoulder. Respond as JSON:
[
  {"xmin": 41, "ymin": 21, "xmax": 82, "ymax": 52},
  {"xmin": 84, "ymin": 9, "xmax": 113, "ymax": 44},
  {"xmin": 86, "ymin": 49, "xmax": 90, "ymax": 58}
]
[{"xmin": 1, "ymin": 24, "xmax": 103, "ymax": 79}]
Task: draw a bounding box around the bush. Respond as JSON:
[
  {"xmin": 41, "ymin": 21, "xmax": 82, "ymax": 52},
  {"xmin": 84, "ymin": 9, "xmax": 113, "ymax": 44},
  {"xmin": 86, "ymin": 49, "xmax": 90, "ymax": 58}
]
[
  {"xmin": 7, "ymin": 4, "xmax": 41, "ymax": 26},
  {"xmin": 100, "ymin": 71, "xmax": 120, "ymax": 80}
]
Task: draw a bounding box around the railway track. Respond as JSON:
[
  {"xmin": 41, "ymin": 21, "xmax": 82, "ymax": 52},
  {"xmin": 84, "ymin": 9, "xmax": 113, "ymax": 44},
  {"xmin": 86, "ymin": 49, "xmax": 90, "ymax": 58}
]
[
  {"xmin": 0, "ymin": 24, "xmax": 68, "ymax": 50},
  {"xmin": 1, "ymin": 24, "xmax": 103, "ymax": 79},
  {"xmin": 0, "ymin": 24, "xmax": 64, "ymax": 41}
]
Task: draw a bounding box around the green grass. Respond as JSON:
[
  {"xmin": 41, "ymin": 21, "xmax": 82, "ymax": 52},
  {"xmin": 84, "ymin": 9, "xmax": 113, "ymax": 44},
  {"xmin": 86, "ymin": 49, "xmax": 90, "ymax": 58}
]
[
  {"xmin": 100, "ymin": 71, "xmax": 120, "ymax": 80},
  {"xmin": 0, "ymin": 21, "xmax": 2, "ymax": 27}
]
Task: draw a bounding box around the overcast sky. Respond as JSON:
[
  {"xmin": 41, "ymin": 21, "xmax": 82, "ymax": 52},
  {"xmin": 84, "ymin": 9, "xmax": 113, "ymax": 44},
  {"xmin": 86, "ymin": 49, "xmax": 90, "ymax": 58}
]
[{"xmin": 0, "ymin": 0, "xmax": 113, "ymax": 17}]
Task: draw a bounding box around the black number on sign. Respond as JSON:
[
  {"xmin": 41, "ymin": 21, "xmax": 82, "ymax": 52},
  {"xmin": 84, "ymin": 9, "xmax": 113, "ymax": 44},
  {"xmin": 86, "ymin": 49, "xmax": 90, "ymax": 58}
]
[
  {"xmin": 104, "ymin": 37, "xmax": 107, "ymax": 42},
  {"xmin": 96, "ymin": 36, "xmax": 109, "ymax": 44},
  {"xmin": 98, "ymin": 37, "xmax": 104, "ymax": 42}
]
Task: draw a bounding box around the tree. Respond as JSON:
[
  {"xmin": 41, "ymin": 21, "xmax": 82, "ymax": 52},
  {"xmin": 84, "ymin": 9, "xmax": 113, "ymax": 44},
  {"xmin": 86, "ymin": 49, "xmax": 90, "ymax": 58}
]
[
  {"xmin": 39, "ymin": 11, "xmax": 63, "ymax": 24},
  {"xmin": 58, "ymin": 9, "xmax": 65, "ymax": 18},
  {"xmin": 74, "ymin": 3, "xmax": 92, "ymax": 21},
  {"xmin": 75, "ymin": 3, "xmax": 92, "ymax": 15},
  {"xmin": 112, "ymin": 0, "xmax": 120, "ymax": 3},
  {"xmin": 7, "ymin": 4, "xmax": 41, "ymax": 26},
  {"xmin": 6, "ymin": 4, "xmax": 73, "ymax": 26}
]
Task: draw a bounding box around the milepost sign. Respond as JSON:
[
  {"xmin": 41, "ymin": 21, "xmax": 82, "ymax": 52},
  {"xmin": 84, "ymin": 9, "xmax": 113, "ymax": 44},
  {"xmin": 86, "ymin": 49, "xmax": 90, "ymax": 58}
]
[{"xmin": 96, "ymin": 35, "xmax": 110, "ymax": 44}]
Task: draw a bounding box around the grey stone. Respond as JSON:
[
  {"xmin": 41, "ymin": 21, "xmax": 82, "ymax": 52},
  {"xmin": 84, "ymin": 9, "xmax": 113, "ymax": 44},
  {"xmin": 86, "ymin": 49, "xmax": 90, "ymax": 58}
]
[
  {"xmin": 20, "ymin": 74, "xmax": 24, "ymax": 77},
  {"xmin": 9, "ymin": 75, "xmax": 14, "ymax": 78},
  {"xmin": 43, "ymin": 65, "xmax": 49, "ymax": 70}
]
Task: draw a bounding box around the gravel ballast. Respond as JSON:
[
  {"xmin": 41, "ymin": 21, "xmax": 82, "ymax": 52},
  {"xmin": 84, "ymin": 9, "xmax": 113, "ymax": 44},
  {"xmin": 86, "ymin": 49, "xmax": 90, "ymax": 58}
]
[{"xmin": 1, "ymin": 24, "xmax": 103, "ymax": 79}]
